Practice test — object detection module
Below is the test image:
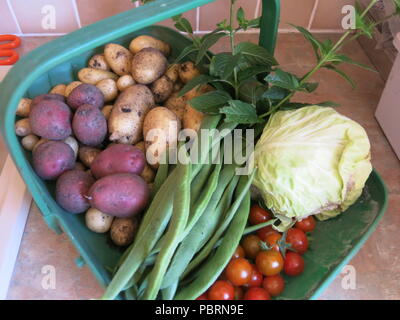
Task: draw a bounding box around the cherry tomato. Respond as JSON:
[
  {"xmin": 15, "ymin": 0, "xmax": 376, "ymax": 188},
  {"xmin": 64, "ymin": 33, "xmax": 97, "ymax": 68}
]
[
  {"xmin": 249, "ymin": 204, "xmax": 271, "ymax": 225},
  {"xmin": 257, "ymin": 225, "xmax": 276, "ymax": 242},
  {"xmin": 232, "ymin": 245, "xmax": 245, "ymax": 260},
  {"xmin": 286, "ymin": 228, "xmax": 308, "ymax": 254},
  {"xmin": 263, "ymin": 275, "xmax": 285, "ymax": 297},
  {"xmin": 245, "ymin": 264, "xmax": 263, "ymax": 287},
  {"xmin": 196, "ymin": 293, "xmax": 208, "ymax": 300},
  {"xmin": 284, "ymin": 252, "xmax": 305, "ymax": 276},
  {"xmin": 225, "ymin": 258, "xmax": 252, "ymax": 286},
  {"xmin": 255, "ymin": 250, "xmax": 284, "ymax": 276},
  {"xmin": 234, "ymin": 286, "xmax": 244, "ymax": 300},
  {"xmin": 264, "ymin": 232, "xmax": 282, "ymax": 252},
  {"xmin": 208, "ymin": 280, "xmax": 235, "ymax": 300},
  {"xmin": 241, "ymin": 234, "xmax": 261, "ymax": 259},
  {"xmin": 295, "ymin": 216, "xmax": 316, "ymax": 233},
  {"xmin": 244, "ymin": 287, "xmax": 271, "ymax": 300}
]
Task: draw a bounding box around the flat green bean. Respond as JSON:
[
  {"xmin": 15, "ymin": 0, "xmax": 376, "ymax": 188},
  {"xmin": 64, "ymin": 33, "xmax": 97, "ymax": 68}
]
[
  {"xmin": 142, "ymin": 157, "xmax": 192, "ymax": 300},
  {"xmin": 160, "ymin": 171, "xmax": 238, "ymax": 290},
  {"xmin": 175, "ymin": 183, "xmax": 252, "ymax": 300},
  {"xmin": 182, "ymin": 171, "xmax": 256, "ymax": 278}
]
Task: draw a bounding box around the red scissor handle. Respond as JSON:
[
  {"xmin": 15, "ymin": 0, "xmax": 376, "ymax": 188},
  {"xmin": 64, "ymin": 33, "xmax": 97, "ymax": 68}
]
[
  {"xmin": 0, "ymin": 34, "xmax": 21, "ymax": 49},
  {"xmin": 0, "ymin": 50, "xmax": 19, "ymax": 65}
]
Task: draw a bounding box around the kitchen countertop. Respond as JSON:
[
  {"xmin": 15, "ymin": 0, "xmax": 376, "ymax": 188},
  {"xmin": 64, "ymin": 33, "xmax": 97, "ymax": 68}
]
[{"xmin": 6, "ymin": 34, "xmax": 400, "ymax": 300}]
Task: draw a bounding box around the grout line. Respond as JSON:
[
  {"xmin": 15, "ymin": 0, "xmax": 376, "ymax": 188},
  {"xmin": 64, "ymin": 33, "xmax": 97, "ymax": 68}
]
[
  {"xmin": 6, "ymin": 0, "xmax": 23, "ymax": 34},
  {"xmin": 71, "ymin": 0, "xmax": 82, "ymax": 28},
  {"xmin": 9, "ymin": 28, "xmax": 347, "ymax": 38},
  {"xmin": 255, "ymin": 0, "xmax": 261, "ymax": 18},
  {"xmin": 196, "ymin": 7, "xmax": 200, "ymax": 32},
  {"xmin": 308, "ymin": 0, "xmax": 320, "ymax": 31}
]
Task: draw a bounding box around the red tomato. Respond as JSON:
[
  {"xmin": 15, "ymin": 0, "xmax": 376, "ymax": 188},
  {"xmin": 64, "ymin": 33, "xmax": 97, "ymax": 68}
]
[
  {"xmin": 245, "ymin": 264, "xmax": 263, "ymax": 288},
  {"xmin": 244, "ymin": 287, "xmax": 271, "ymax": 300},
  {"xmin": 263, "ymin": 275, "xmax": 285, "ymax": 297},
  {"xmin": 284, "ymin": 252, "xmax": 305, "ymax": 276},
  {"xmin": 241, "ymin": 234, "xmax": 261, "ymax": 259},
  {"xmin": 249, "ymin": 204, "xmax": 271, "ymax": 225},
  {"xmin": 264, "ymin": 232, "xmax": 282, "ymax": 252},
  {"xmin": 225, "ymin": 258, "xmax": 252, "ymax": 286},
  {"xmin": 255, "ymin": 250, "xmax": 284, "ymax": 276},
  {"xmin": 295, "ymin": 216, "xmax": 316, "ymax": 233},
  {"xmin": 196, "ymin": 293, "xmax": 208, "ymax": 300},
  {"xmin": 234, "ymin": 286, "xmax": 244, "ymax": 300},
  {"xmin": 208, "ymin": 280, "xmax": 235, "ymax": 300},
  {"xmin": 257, "ymin": 225, "xmax": 276, "ymax": 242},
  {"xmin": 286, "ymin": 228, "xmax": 308, "ymax": 254},
  {"xmin": 232, "ymin": 245, "xmax": 245, "ymax": 260}
]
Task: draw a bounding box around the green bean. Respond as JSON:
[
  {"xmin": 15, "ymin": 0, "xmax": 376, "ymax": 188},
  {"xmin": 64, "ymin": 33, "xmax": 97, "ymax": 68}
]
[
  {"xmin": 142, "ymin": 156, "xmax": 192, "ymax": 300},
  {"xmin": 175, "ymin": 182, "xmax": 252, "ymax": 300},
  {"xmin": 161, "ymin": 282, "xmax": 178, "ymax": 300},
  {"xmin": 182, "ymin": 171, "xmax": 256, "ymax": 278},
  {"xmin": 101, "ymin": 169, "xmax": 178, "ymax": 300},
  {"xmin": 160, "ymin": 170, "xmax": 238, "ymax": 290},
  {"xmin": 151, "ymin": 151, "xmax": 170, "ymax": 199}
]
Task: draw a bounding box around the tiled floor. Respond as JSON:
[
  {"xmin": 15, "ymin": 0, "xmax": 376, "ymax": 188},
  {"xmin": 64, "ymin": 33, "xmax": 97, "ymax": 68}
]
[{"xmin": 6, "ymin": 33, "xmax": 400, "ymax": 300}]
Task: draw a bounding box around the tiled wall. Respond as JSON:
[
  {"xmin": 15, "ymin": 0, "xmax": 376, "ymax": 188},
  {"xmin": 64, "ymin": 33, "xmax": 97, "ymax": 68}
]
[{"xmin": 0, "ymin": 0, "xmax": 355, "ymax": 36}]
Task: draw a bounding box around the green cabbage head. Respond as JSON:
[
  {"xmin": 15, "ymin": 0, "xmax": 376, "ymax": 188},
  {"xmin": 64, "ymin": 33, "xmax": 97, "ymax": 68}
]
[{"xmin": 253, "ymin": 106, "xmax": 372, "ymax": 221}]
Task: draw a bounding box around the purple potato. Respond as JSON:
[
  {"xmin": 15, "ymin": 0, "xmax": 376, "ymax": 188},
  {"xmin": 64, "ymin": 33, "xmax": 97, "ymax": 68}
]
[
  {"xmin": 87, "ymin": 173, "xmax": 149, "ymax": 218},
  {"xmin": 90, "ymin": 144, "xmax": 146, "ymax": 179},
  {"xmin": 67, "ymin": 83, "xmax": 104, "ymax": 110},
  {"xmin": 32, "ymin": 141, "xmax": 75, "ymax": 180},
  {"xmin": 56, "ymin": 170, "xmax": 95, "ymax": 214},
  {"xmin": 72, "ymin": 104, "xmax": 107, "ymax": 146}
]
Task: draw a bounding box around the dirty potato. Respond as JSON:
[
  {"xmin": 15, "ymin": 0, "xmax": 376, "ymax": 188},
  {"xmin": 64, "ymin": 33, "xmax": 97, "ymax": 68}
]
[
  {"xmin": 143, "ymin": 107, "xmax": 180, "ymax": 168},
  {"xmin": 104, "ymin": 43, "xmax": 133, "ymax": 76},
  {"xmin": 16, "ymin": 98, "xmax": 32, "ymax": 117},
  {"xmin": 78, "ymin": 68, "xmax": 118, "ymax": 85},
  {"xmin": 117, "ymin": 75, "xmax": 135, "ymax": 91},
  {"xmin": 108, "ymin": 84, "xmax": 155, "ymax": 144},
  {"xmin": 50, "ymin": 84, "xmax": 67, "ymax": 96},
  {"xmin": 165, "ymin": 64, "xmax": 180, "ymax": 83},
  {"xmin": 15, "ymin": 118, "xmax": 32, "ymax": 137},
  {"xmin": 21, "ymin": 134, "xmax": 39, "ymax": 151},
  {"xmin": 164, "ymin": 92, "xmax": 186, "ymax": 121},
  {"xmin": 78, "ymin": 146, "xmax": 101, "ymax": 167},
  {"xmin": 129, "ymin": 35, "xmax": 170, "ymax": 56},
  {"xmin": 131, "ymin": 48, "xmax": 168, "ymax": 85},
  {"xmin": 96, "ymin": 78, "xmax": 118, "ymax": 102},
  {"xmin": 179, "ymin": 61, "xmax": 200, "ymax": 84},
  {"xmin": 150, "ymin": 75, "xmax": 174, "ymax": 103},
  {"xmin": 88, "ymin": 54, "xmax": 111, "ymax": 71}
]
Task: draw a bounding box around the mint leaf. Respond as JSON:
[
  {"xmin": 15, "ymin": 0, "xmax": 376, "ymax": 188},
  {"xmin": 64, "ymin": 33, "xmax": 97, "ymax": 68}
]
[
  {"xmin": 237, "ymin": 65, "xmax": 271, "ymax": 83},
  {"xmin": 188, "ymin": 91, "xmax": 231, "ymax": 114},
  {"xmin": 172, "ymin": 15, "xmax": 194, "ymax": 34},
  {"xmin": 324, "ymin": 65, "xmax": 356, "ymax": 88},
  {"xmin": 209, "ymin": 53, "xmax": 232, "ymax": 78},
  {"xmin": 195, "ymin": 32, "xmax": 227, "ymax": 64},
  {"xmin": 302, "ymin": 82, "xmax": 319, "ymax": 93},
  {"xmin": 333, "ymin": 54, "xmax": 377, "ymax": 72},
  {"xmin": 174, "ymin": 45, "xmax": 197, "ymax": 63},
  {"xmin": 220, "ymin": 100, "xmax": 262, "ymax": 124},
  {"xmin": 262, "ymin": 86, "xmax": 288, "ymax": 100},
  {"xmin": 290, "ymin": 24, "xmax": 322, "ymax": 61},
  {"xmin": 178, "ymin": 75, "xmax": 216, "ymax": 97},
  {"xmin": 235, "ymin": 42, "xmax": 278, "ymax": 66},
  {"xmin": 237, "ymin": 7, "xmax": 246, "ymax": 27},
  {"xmin": 265, "ymin": 69, "xmax": 301, "ymax": 91},
  {"xmin": 221, "ymin": 53, "xmax": 243, "ymax": 79}
]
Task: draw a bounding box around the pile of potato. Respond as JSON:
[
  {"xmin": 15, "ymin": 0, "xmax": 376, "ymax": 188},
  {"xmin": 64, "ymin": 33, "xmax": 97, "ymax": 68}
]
[{"xmin": 14, "ymin": 35, "xmax": 208, "ymax": 247}]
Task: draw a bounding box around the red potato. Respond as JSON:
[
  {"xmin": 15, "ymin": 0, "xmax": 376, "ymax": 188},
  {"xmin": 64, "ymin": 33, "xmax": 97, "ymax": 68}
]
[
  {"xmin": 66, "ymin": 83, "xmax": 104, "ymax": 110},
  {"xmin": 32, "ymin": 141, "xmax": 75, "ymax": 180},
  {"xmin": 72, "ymin": 104, "xmax": 107, "ymax": 146},
  {"xmin": 31, "ymin": 93, "xmax": 65, "ymax": 108},
  {"xmin": 55, "ymin": 170, "xmax": 94, "ymax": 214},
  {"xmin": 87, "ymin": 173, "xmax": 149, "ymax": 218},
  {"xmin": 29, "ymin": 99, "xmax": 72, "ymax": 140},
  {"xmin": 90, "ymin": 144, "xmax": 146, "ymax": 179}
]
